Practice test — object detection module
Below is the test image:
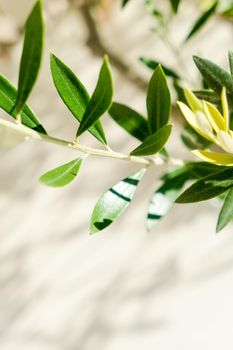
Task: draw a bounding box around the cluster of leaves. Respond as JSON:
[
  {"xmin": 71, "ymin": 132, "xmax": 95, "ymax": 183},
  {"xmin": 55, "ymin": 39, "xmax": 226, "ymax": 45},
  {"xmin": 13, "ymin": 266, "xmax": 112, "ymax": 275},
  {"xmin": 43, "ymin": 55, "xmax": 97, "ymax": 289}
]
[
  {"xmin": 122, "ymin": 0, "xmax": 181, "ymax": 13},
  {"xmin": 139, "ymin": 0, "xmax": 230, "ymax": 103},
  {"xmin": 175, "ymin": 52, "xmax": 233, "ymax": 232},
  {"xmin": 0, "ymin": 0, "xmax": 172, "ymax": 234},
  {"xmin": 1, "ymin": 0, "xmax": 233, "ymax": 234}
]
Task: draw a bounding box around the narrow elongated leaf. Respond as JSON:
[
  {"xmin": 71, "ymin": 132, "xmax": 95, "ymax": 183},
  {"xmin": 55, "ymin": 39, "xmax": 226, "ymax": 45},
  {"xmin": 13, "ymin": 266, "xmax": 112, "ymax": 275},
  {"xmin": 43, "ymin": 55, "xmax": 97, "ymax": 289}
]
[
  {"xmin": 216, "ymin": 188, "xmax": 233, "ymax": 232},
  {"xmin": 16, "ymin": 0, "xmax": 44, "ymax": 114},
  {"xmin": 181, "ymin": 124, "xmax": 211, "ymax": 150},
  {"xmin": 145, "ymin": 0, "xmax": 163, "ymax": 20},
  {"xmin": 0, "ymin": 74, "xmax": 46, "ymax": 133},
  {"xmin": 176, "ymin": 167, "xmax": 233, "ymax": 203},
  {"xmin": 194, "ymin": 89, "xmax": 220, "ymax": 104},
  {"xmin": 109, "ymin": 102, "xmax": 149, "ymax": 141},
  {"xmin": 229, "ymin": 51, "xmax": 233, "ymax": 79},
  {"xmin": 50, "ymin": 54, "xmax": 106, "ymax": 144},
  {"xmin": 130, "ymin": 124, "xmax": 172, "ymax": 156},
  {"xmin": 147, "ymin": 65, "xmax": 171, "ymax": 134},
  {"xmin": 193, "ymin": 56, "xmax": 233, "ymax": 95},
  {"xmin": 169, "ymin": 0, "xmax": 181, "ymax": 13},
  {"xmin": 139, "ymin": 57, "xmax": 180, "ymax": 79},
  {"xmin": 77, "ymin": 56, "xmax": 113, "ymax": 138},
  {"xmin": 147, "ymin": 161, "xmax": 224, "ymax": 230},
  {"xmin": 90, "ymin": 169, "xmax": 145, "ymax": 234},
  {"xmin": 122, "ymin": 0, "xmax": 131, "ymax": 7},
  {"xmin": 39, "ymin": 158, "xmax": 82, "ymax": 187},
  {"xmin": 147, "ymin": 165, "xmax": 192, "ymax": 231},
  {"xmin": 186, "ymin": 1, "xmax": 218, "ymax": 41}
]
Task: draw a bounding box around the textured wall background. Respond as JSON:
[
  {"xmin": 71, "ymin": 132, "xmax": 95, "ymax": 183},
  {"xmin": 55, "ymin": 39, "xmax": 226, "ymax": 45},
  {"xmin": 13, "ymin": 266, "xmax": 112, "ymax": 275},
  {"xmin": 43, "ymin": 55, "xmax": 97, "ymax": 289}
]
[{"xmin": 0, "ymin": 1, "xmax": 233, "ymax": 349}]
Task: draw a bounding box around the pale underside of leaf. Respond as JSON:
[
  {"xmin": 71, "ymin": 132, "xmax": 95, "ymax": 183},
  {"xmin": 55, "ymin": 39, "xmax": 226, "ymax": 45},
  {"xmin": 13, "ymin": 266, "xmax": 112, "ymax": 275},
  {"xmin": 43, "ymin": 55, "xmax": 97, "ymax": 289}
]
[
  {"xmin": 192, "ymin": 150, "xmax": 233, "ymax": 166},
  {"xmin": 90, "ymin": 169, "xmax": 146, "ymax": 234}
]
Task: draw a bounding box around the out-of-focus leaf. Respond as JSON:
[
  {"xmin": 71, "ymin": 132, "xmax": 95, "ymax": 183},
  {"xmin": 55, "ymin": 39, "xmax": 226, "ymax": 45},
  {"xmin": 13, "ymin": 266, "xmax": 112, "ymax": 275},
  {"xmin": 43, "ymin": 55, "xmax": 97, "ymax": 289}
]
[
  {"xmin": 0, "ymin": 74, "xmax": 46, "ymax": 133},
  {"xmin": 169, "ymin": 0, "xmax": 181, "ymax": 13},
  {"xmin": 147, "ymin": 65, "xmax": 171, "ymax": 134},
  {"xmin": 147, "ymin": 164, "xmax": 192, "ymax": 230},
  {"xmin": 50, "ymin": 54, "xmax": 107, "ymax": 144},
  {"xmin": 122, "ymin": 0, "xmax": 131, "ymax": 7},
  {"xmin": 77, "ymin": 56, "xmax": 113, "ymax": 138},
  {"xmin": 130, "ymin": 124, "xmax": 172, "ymax": 156},
  {"xmin": 216, "ymin": 188, "xmax": 233, "ymax": 232},
  {"xmin": 176, "ymin": 167, "xmax": 233, "ymax": 203},
  {"xmin": 194, "ymin": 89, "xmax": 220, "ymax": 104},
  {"xmin": 148, "ymin": 161, "xmax": 227, "ymax": 230},
  {"xmin": 145, "ymin": 0, "xmax": 163, "ymax": 20},
  {"xmin": 193, "ymin": 56, "xmax": 233, "ymax": 95},
  {"xmin": 173, "ymin": 80, "xmax": 186, "ymax": 101},
  {"xmin": 90, "ymin": 169, "xmax": 146, "ymax": 234},
  {"xmin": 109, "ymin": 102, "xmax": 149, "ymax": 141},
  {"xmin": 181, "ymin": 124, "xmax": 211, "ymax": 150},
  {"xmin": 39, "ymin": 158, "xmax": 83, "ymax": 187},
  {"xmin": 186, "ymin": 1, "xmax": 218, "ymax": 41},
  {"xmin": 229, "ymin": 51, "xmax": 233, "ymax": 79},
  {"xmin": 16, "ymin": 0, "xmax": 44, "ymax": 114},
  {"xmin": 221, "ymin": 4, "xmax": 233, "ymax": 17},
  {"xmin": 139, "ymin": 57, "xmax": 180, "ymax": 80}
]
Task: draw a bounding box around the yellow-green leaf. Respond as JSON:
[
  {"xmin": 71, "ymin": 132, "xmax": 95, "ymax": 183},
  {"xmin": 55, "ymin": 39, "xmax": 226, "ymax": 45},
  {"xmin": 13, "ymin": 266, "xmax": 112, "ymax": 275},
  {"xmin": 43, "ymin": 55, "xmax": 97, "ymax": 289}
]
[{"xmin": 39, "ymin": 158, "xmax": 83, "ymax": 187}]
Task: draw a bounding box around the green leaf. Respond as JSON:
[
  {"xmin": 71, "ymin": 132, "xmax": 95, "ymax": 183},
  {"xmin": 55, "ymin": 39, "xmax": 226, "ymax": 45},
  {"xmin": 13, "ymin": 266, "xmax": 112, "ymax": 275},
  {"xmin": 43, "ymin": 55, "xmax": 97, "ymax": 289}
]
[
  {"xmin": 139, "ymin": 57, "xmax": 180, "ymax": 80},
  {"xmin": 229, "ymin": 51, "xmax": 233, "ymax": 79},
  {"xmin": 148, "ymin": 162, "xmax": 223, "ymax": 230},
  {"xmin": 181, "ymin": 124, "xmax": 211, "ymax": 150},
  {"xmin": 216, "ymin": 188, "xmax": 233, "ymax": 232},
  {"xmin": 194, "ymin": 89, "xmax": 220, "ymax": 104},
  {"xmin": 169, "ymin": 0, "xmax": 181, "ymax": 13},
  {"xmin": 193, "ymin": 56, "xmax": 233, "ymax": 95},
  {"xmin": 90, "ymin": 169, "xmax": 145, "ymax": 234},
  {"xmin": 221, "ymin": 4, "xmax": 233, "ymax": 17},
  {"xmin": 0, "ymin": 74, "xmax": 46, "ymax": 133},
  {"xmin": 122, "ymin": 0, "xmax": 131, "ymax": 7},
  {"xmin": 176, "ymin": 167, "xmax": 233, "ymax": 203},
  {"xmin": 39, "ymin": 158, "xmax": 83, "ymax": 187},
  {"xmin": 185, "ymin": 1, "xmax": 218, "ymax": 41},
  {"xmin": 145, "ymin": 0, "xmax": 164, "ymax": 20},
  {"xmin": 15, "ymin": 0, "xmax": 44, "ymax": 115},
  {"xmin": 147, "ymin": 65, "xmax": 171, "ymax": 134},
  {"xmin": 50, "ymin": 54, "xmax": 107, "ymax": 144},
  {"xmin": 147, "ymin": 164, "xmax": 193, "ymax": 231},
  {"xmin": 109, "ymin": 102, "xmax": 149, "ymax": 141},
  {"xmin": 130, "ymin": 124, "xmax": 172, "ymax": 156},
  {"xmin": 76, "ymin": 56, "xmax": 113, "ymax": 138}
]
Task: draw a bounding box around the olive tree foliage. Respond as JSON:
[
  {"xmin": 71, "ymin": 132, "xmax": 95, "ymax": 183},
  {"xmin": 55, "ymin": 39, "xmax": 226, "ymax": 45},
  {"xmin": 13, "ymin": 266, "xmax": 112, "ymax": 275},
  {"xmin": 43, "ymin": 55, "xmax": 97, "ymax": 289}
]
[{"xmin": 0, "ymin": 0, "xmax": 233, "ymax": 233}]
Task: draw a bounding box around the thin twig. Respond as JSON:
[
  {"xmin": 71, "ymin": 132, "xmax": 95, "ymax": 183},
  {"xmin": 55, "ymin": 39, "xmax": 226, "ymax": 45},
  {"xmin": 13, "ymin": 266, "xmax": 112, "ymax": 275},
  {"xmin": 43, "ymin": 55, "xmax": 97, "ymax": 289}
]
[{"xmin": 0, "ymin": 118, "xmax": 183, "ymax": 167}]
